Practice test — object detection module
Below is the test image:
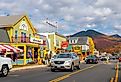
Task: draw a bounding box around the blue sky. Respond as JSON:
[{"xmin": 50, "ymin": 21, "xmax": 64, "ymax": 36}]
[{"xmin": 0, "ymin": 0, "xmax": 121, "ymax": 35}]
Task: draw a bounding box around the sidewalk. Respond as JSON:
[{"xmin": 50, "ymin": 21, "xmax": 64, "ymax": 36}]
[{"xmin": 11, "ymin": 64, "xmax": 48, "ymax": 71}]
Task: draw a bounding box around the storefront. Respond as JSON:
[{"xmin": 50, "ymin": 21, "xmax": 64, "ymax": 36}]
[
  {"xmin": 68, "ymin": 37, "xmax": 95, "ymax": 61},
  {"xmin": 39, "ymin": 32, "xmax": 67, "ymax": 56},
  {"xmin": 11, "ymin": 35, "xmax": 45, "ymax": 65},
  {"xmin": 0, "ymin": 44, "xmax": 23, "ymax": 61},
  {"xmin": 0, "ymin": 15, "xmax": 45, "ymax": 65}
]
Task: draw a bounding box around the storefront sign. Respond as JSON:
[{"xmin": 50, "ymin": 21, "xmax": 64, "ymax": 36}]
[
  {"xmin": 74, "ymin": 46, "xmax": 80, "ymax": 50},
  {"xmin": 61, "ymin": 41, "xmax": 68, "ymax": 49},
  {"xmin": 30, "ymin": 37, "xmax": 44, "ymax": 44}
]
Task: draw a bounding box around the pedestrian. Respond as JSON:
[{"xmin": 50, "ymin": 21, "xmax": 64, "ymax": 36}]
[{"xmin": 44, "ymin": 55, "xmax": 48, "ymax": 65}]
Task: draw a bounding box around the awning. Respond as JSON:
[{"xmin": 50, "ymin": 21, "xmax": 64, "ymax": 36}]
[
  {"xmin": 0, "ymin": 45, "xmax": 23, "ymax": 53},
  {"xmin": 66, "ymin": 45, "xmax": 72, "ymax": 50},
  {"xmin": 0, "ymin": 45, "xmax": 12, "ymax": 52},
  {"xmin": 3, "ymin": 45, "xmax": 19, "ymax": 53}
]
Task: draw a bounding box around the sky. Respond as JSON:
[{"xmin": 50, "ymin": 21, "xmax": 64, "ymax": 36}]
[{"xmin": 0, "ymin": 0, "xmax": 121, "ymax": 35}]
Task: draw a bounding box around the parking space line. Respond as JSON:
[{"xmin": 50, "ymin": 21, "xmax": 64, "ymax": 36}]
[{"xmin": 49, "ymin": 64, "xmax": 99, "ymax": 82}]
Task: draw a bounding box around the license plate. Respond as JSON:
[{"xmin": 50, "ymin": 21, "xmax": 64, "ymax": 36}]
[
  {"xmin": 57, "ymin": 66, "xmax": 61, "ymax": 68},
  {"xmin": 90, "ymin": 60, "xmax": 92, "ymax": 62}
]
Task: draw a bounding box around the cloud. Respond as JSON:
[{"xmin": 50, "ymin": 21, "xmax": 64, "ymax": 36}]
[
  {"xmin": 64, "ymin": 15, "xmax": 74, "ymax": 21},
  {"xmin": 85, "ymin": 24, "xmax": 96, "ymax": 28},
  {"xmin": 114, "ymin": 25, "xmax": 121, "ymax": 30},
  {"xmin": 94, "ymin": 8, "xmax": 112, "ymax": 16},
  {"xmin": 0, "ymin": 0, "xmax": 121, "ymax": 35}
]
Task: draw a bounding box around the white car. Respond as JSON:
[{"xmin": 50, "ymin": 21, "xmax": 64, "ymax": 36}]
[
  {"xmin": 0, "ymin": 56, "xmax": 12, "ymax": 77},
  {"xmin": 50, "ymin": 52, "xmax": 80, "ymax": 72}
]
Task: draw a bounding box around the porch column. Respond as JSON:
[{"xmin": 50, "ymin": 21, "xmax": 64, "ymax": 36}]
[
  {"xmin": 38, "ymin": 48, "xmax": 42, "ymax": 64},
  {"xmin": 24, "ymin": 45, "xmax": 26, "ymax": 65},
  {"xmin": 32, "ymin": 47, "xmax": 34, "ymax": 61}
]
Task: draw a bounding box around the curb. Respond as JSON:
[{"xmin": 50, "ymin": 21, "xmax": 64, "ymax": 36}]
[{"xmin": 11, "ymin": 65, "xmax": 48, "ymax": 71}]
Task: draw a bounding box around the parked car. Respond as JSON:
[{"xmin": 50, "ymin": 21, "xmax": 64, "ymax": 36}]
[
  {"xmin": 119, "ymin": 57, "xmax": 121, "ymax": 62},
  {"xmin": 109, "ymin": 56, "xmax": 116, "ymax": 60},
  {"xmin": 0, "ymin": 56, "xmax": 12, "ymax": 77},
  {"xmin": 85, "ymin": 55, "xmax": 98, "ymax": 64},
  {"xmin": 100, "ymin": 56, "xmax": 109, "ymax": 61},
  {"xmin": 50, "ymin": 52, "xmax": 80, "ymax": 72}
]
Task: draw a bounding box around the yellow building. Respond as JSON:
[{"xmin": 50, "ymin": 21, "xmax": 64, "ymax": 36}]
[
  {"xmin": 39, "ymin": 32, "xmax": 67, "ymax": 56},
  {"xmin": 0, "ymin": 15, "xmax": 44, "ymax": 65},
  {"xmin": 88, "ymin": 37, "xmax": 95, "ymax": 55},
  {"xmin": 68, "ymin": 37, "xmax": 95, "ymax": 60}
]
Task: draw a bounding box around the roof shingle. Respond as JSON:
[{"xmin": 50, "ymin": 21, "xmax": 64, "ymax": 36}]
[{"xmin": 0, "ymin": 15, "xmax": 24, "ymax": 28}]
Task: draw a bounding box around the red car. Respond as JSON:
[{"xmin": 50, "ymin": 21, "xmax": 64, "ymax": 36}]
[{"xmin": 119, "ymin": 57, "xmax": 121, "ymax": 62}]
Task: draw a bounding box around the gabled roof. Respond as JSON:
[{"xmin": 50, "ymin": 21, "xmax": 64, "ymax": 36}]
[
  {"xmin": 68, "ymin": 37, "xmax": 88, "ymax": 45},
  {"xmin": 68, "ymin": 37, "xmax": 78, "ymax": 40},
  {"xmin": 0, "ymin": 29, "xmax": 10, "ymax": 42},
  {"xmin": 0, "ymin": 14, "xmax": 37, "ymax": 33},
  {"xmin": 77, "ymin": 37, "xmax": 88, "ymax": 45},
  {"xmin": 0, "ymin": 15, "xmax": 24, "ymax": 28}
]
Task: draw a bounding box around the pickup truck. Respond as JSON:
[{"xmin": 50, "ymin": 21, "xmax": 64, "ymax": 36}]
[{"xmin": 0, "ymin": 56, "xmax": 12, "ymax": 77}]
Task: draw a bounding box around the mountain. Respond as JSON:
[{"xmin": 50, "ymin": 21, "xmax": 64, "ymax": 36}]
[
  {"xmin": 70, "ymin": 30, "xmax": 106, "ymax": 38},
  {"xmin": 69, "ymin": 30, "xmax": 121, "ymax": 53},
  {"xmin": 110, "ymin": 34, "xmax": 121, "ymax": 38}
]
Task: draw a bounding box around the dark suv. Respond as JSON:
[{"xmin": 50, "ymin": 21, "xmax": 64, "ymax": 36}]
[{"xmin": 85, "ymin": 55, "xmax": 98, "ymax": 64}]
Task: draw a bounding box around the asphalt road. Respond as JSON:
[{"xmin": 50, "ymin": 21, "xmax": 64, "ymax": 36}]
[
  {"xmin": 119, "ymin": 62, "xmax": 121, "ymax": 82},
  {"xmin": 0, "ymin": 60, "xmax": 119, "ymax": 82}
]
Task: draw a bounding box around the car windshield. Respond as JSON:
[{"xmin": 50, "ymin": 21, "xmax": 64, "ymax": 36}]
[{"xmin": 57, "ymin": 54, "xmax": 71, "ymax": 58}]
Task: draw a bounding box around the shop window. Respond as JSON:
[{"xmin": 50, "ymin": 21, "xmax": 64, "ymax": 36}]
[
  {"xmin": 21, "ymin": 32, "xmax": 24, "ymax": 42},
  {"xmin": 70, "ymin": 40, "xmax": 72, "ymax": 43},
  {"xmin": 17, "ymin": 47, "xmax": 24, "ymax": 59},
  {"xmin": 29, "ymin": 34, "xmax": 31, "ymax": 42},
  {"xmin": 24, "ymin": 33, "xmax": 26, "ymax": 42},
  {"xmin": 34, "ymin": 48, "xmax": 38, "ymax": 58},
  {"xmin": 27, "ymin": 48, "xmax": 33, "ymax": 59},
  {"xmin": 15, "ymin": 30, "xmax": 18, "ymax": 39}
]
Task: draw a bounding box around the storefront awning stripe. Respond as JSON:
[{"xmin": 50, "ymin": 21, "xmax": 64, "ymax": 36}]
[
  {"xmin": 0, "ymin": 45, "xmax": 12, "ymax": 51},
  {"xmin": 3, "ymin": 45, "xmax": 19, "ymax": 53}
]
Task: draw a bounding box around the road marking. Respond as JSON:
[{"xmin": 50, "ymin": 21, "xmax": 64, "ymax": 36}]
[
  {"xmin": 49, "ymin": 64, "xmax": 99, "ymax": 82},
  {"xmin": 110, "ymin": 62, "xmax": 119, "ymax": 82},
  {"xmin": 110, "ymin": 78, "xmax": 114, "ymax": 82},
  {"xmin": 114, "ymin": 63, "xmax": 119, "ymax": 82},
  {"xmin": 9, "ymin": 74, "xmax": 20, "ymax": 77}
]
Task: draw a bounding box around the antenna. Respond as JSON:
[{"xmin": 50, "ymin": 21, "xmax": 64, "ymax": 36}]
[{"xmin": 45, "ymin": 18, "xmax": 58, "ymax": 33}]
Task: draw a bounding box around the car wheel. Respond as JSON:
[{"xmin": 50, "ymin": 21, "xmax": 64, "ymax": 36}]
[
  {"xmin": 1, "ymin": 66, "xmax": 8, "ymax": 77},
  {"xmin": 51, "ymin": 68, "xmax": 55, "ymax": 72},
  {"xmin": 70, "ymin": 64, "xmax": 74, "ymax": 72},
  {"xmin": 86, "ymin": 62, "xmax": 88, "ymax": 64}
]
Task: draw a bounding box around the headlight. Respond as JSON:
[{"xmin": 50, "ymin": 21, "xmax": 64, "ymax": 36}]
[{"xmin": 65, "ymin": 60, "xmax": 71, "ymax": 64}]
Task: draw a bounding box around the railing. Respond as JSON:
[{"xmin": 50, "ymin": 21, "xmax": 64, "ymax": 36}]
[{"xmin": 11, "ymin": 37, "xmax": 30, "ymax": 43}]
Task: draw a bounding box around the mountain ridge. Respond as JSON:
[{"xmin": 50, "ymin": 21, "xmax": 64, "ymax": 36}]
[{"xmin": 69, "ymin": 30, "xmax": 121, "ymax": 53}]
